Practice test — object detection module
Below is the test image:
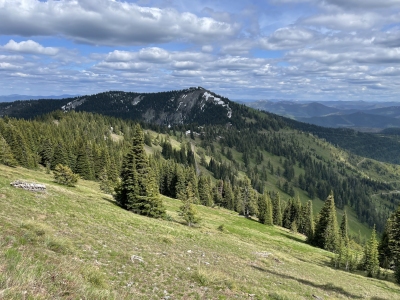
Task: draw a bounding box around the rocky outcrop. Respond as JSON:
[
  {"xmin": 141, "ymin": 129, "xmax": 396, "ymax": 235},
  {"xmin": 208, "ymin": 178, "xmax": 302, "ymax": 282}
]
[{"xmin": 10, "ymin": 180, "xmax": 46, "ymax": 192}]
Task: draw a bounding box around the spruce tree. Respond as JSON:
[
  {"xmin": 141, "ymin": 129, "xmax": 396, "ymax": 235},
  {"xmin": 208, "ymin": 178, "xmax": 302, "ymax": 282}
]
[
  {"xmin": 387, "ymin": 206, "xmax": 400, "ymax": 283},
  {"xmin": 312, "ymin": 191, "xmax": 339, "ymax": 252},
  {"xmin": 53, "ymin": 164, "xmax": 79, "ymax": 187},
  {"xmin": 75, "ymin": 141, "xmax": 93, "ymax": 180},
  {"xmin": 114, "ymin": 124, "xmax": 165, "ymax": 218},
  {"xmin": 378, "ymin": 223, "xmax": 392, "ymax": 269},
  {"xmin": 272, "ymin": 192, "xmax": 283, "ymax": 226},
  {"xmin": 237, "ymin": 178, "xmax": 258, "ymax": 217},
  {"xmin": 0, "ymin": 135, "xmax": 18, "ymax": 167},
  {"xmin": 340, "ymin": 210, "xmax": 349, "ymax": 246},
  {"xmin": 198, "ymin": 175, "xmax": 213, "ymax": 207},
  {"xmin": 52, "ymin": 141, "xmax": 69, "ymax": 169},
  {"xmin": 301, "ymin": 200, "xmax": 314, "ymax": 241},
  {"xmin": 364, "ymin": 225, "xmax": 380, "ymax": 277},
  {"xmin": 258, "ymin": 193, "xmax": 273, "ymax": 225},
  {"xmin": 178, "ymin": 182, "xmax": 200, "ymax": 226}
]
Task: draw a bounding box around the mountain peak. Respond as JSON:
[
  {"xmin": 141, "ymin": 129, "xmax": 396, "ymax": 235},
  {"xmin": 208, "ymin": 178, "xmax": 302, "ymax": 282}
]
[{"xmin": 0, "ymin": 88, "xmax": 233, "ymax": 125}]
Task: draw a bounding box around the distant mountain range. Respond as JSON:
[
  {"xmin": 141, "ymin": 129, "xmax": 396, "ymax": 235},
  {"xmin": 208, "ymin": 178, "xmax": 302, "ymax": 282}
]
[
  {"xmin": 0, "ymin": 94, "xmax": 79, "ymax": 102},
  {"xmin": 245, "ymin": 100, "xmax": 400, "ymax": 131}
]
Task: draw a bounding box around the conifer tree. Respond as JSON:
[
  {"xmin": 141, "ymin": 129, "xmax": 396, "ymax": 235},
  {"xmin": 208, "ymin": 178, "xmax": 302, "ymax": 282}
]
[
  {"xmin": 53, "ymin": 164, "xmax": 79, "ymax": 187},
  {"xmin": 387, "ymin": 206, "xmax": 400, "ymax": 283},
  {"xmin": 198, "ymin": 175, "xmax": 213, "ymax": 207},
  {"xmin": 340, "ymin": 210, "xmax": 349, "ymax": 246},
  {"xmin": 75, "ymin": 141, "xmax": 93, "ymax": 180},
  {"xmin": 272, "ymin": 192, "xmax": 283, "ymax": 226},
  {"xmin": 114, "ymin": 124, "xmax": 165, "ymax": 218},
  {"xmin": 364, "ymin": 225, "xmax": 380, "ymax": 277},
  {"xmin": 0, "ymin": 135, "xmax": 18, "ymax": 167},
  {"xmin": 39, "ymin": 138, "xmax": 53, "ymax": 168},
  {"xmin": 178, "ymin": 182, "xmax": 200, "ymax": 226},
  {"xmin": 52, "ymin": 141, "xmax": 69, "ymax": 169},
  {"xmin": 257, "ymin": 193, "xmax": 273, "ymax": 225},
  {"xmin": 223, "ymin": 180, "xmax": 235, "ymax": 211},
  {"xmin": 237, "ymin": 178, "xmax": 258, "ymax": 217},
  {"xmin": 378, "ymin": 223, "xmax": 392, "ymax": 269},
  {"xmin": 302, "ymin": 200, "xmax": 315, "ymax": 241},
  {"xmin": 312, "ymin": 191, "xmax": 339, "ymax": 252}
]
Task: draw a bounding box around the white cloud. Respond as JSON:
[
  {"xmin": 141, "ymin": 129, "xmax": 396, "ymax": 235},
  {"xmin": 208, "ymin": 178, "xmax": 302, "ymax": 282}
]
[
  {"xmin": 138, "ymin": 47, "xmax": 170, "ymax": 63},
  {"xmin": 260, "ymin": 27, "xmax": 315, "ymax": 50},
  {"xmin": 0, "ymin": 0, "xmax": 239, "ymax": 46},
  {"xmin": 3, "ymin": 40, "xmax": 59, "ymax": 55},
  {"xmin": 302, "ymin": 13, "xmax": 380, "ymax": 30},
  {"xmin": 202, "ymin": 45, "xmax": 214, "ymax": 53},
  {"xmin": 322, "ymin": 0, "xmax": 400, "ymax": 9}
]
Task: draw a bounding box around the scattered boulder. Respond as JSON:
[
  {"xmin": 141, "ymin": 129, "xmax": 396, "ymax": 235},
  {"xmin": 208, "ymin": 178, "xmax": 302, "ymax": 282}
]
[
  {"xmin": 130, "ymin": 255, "xmax": 145, "ymax": 264},
  {"xmin": 10, "ymin": 180, "xmax": 46, "ymax": 192}
]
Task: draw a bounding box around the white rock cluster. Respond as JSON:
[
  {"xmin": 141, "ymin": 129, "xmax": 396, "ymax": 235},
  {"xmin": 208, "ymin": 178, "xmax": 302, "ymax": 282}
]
[{"xmin": 10, "ymin": 180, "xmax": 46, "ymax": 192}]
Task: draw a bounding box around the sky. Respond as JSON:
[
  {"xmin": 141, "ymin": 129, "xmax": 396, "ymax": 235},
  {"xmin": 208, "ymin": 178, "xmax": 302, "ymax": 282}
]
[{"xmin": 1, "ymin": 0, "xmax": 400, "ymax": 101}]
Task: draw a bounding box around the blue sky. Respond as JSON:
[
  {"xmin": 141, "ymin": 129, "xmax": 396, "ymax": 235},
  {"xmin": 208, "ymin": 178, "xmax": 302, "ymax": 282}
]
[{"xmin": 1, "ymin": 0, "xmax": 400, "ymax": 101}]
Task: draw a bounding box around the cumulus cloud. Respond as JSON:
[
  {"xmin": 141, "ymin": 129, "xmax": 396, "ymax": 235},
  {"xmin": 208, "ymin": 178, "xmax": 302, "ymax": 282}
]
[
  {"xmin": 202, "ymin": 45, "xmax": 214, "ymax": 53},
  {"xmin": 301, "ymin": 13, "xmax": 380, "ymax": 30},
  {"xmin": 322, "ymin": 0, "xmax": 400, "ymax": 9},
  {"xmin": 0, "ymin": 0, "xmax": 239, "ymax": 46},
  {"xmin": 2, "ymin": 40, "xmax": 59, "ymax": 55},
  {"xmin": 260, "ymin": 27, "xmax": 316, "ymax": 50}
]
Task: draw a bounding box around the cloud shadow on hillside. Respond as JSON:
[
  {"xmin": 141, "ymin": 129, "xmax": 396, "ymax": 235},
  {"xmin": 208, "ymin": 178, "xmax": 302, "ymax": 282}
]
[{"xmin": 251, "ymin": 265, "xmax": 363, "ymax": 299}]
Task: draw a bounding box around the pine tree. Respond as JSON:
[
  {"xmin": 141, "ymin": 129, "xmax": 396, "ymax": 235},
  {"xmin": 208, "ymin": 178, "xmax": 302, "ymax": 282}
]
[
  {"xmin": 312, "ymin": 191, "xmax": 339, "ymax": 252},
  {"xmin": 258, "ymin": 193, "xmax": 273, "ymax": 225},
  {"xmin": 340, "ymin": 210, "xmax": 349, "ymax": 246},
  {"xmin": 178, "ymin": 182, "xmax": 200, "ymax": 226},
  {"xmin": 198, "ymin": 175, "xmax": 213, "ymax": 207},
  {"xmin": 272, "ymin": 192, "xmax": 283, "ymax": 226},
  {"xmin": 237, "ymin": 178, "xmax": 258, "ymax": 217},
  {"xmin": 223, "ymin": 180, "xmax": 235, "ymax": 211},
  {"xmin": 300, "ymin": 200, "xmax": 314, "ymax": 241},
  {"xmin": 0, "ymin": 135, "xmax": 18, "ymax": 167},
  {"xmin": 387, "ymin": 206, "xmax": 400, "ymax": 283},
  {"xmin": 53, "ymin": 164, "xmax": 79, "ymax": 187},
  {"xmin": 364, "ymin": 225, "xmax": 380, "ymax": 277},
  {"xmin": 114, "ymin": 124, "xmax": 165, "ymax": 218},
  {"xmin": 378, "ymin": 223, "xmax": 392, "ymax": 269},
  {"xmin": 75, "ymin": 140, "xmax": 93, "ymax": 180},
  {"xmin": 52, "ymin": 141, "xmax": 69, "ymax": 169}
]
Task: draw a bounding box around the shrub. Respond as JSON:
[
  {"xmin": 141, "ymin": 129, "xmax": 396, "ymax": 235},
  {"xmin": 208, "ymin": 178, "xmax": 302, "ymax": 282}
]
[{"xmin": 53, "ymin": 164, "xmax": 79, "ymax": 187}]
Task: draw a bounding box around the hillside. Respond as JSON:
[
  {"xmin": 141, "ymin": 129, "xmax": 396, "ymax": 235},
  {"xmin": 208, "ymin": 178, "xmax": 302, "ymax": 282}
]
[
  {"xmin": 2, "ymin": 88, "xmax": 400, "ymax": 167},
  {"xmin": 245, "ymin": 100, "xmax": 342, "ymax": 118},
  {"xmin": 298, "ymin": 112, "xmax": 400, "ymax": 129},
  {"xmin": 1, "ymin": 164, "xmax": 399, "ymax": 299}
]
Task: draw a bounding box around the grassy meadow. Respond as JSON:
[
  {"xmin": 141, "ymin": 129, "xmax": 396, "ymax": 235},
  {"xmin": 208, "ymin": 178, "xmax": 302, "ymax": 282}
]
[{"xmin": 0, "ymin": 164, "xmax": 399, "ymax": 299}]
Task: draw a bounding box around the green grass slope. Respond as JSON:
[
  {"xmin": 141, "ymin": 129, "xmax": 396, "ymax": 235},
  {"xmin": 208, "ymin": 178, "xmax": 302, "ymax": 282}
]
[{"xmin": 1, "ymin": 165, "xmax": 399, "ymax": 299}]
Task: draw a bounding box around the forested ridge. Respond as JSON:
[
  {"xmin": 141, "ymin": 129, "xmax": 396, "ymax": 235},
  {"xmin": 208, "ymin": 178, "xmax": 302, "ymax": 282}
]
[{"xmin": 0, "ymin": 107, "xmax": 399, "ymax": 235}]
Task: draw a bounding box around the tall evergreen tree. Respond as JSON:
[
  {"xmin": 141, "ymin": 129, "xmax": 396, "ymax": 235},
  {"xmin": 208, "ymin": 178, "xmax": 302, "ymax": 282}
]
[
  {"xmin": 272, "ymin": 192, "xmax": 283, "ymax": 226},
  {"xmin": 51, "ymin": 141, "xmax": 69, "ymax": 169},
  {"xmin": 75, "ymin": 140, "xmax": 93, "ymax": 180},
  {"xmin": 178, "ymin": 182, "xmax": 200, "ymax": 226},
  {"xmin": 387, "ymin": 206, "xmax": 400, "ymax": 283},
  {"xmin": 257, "ymin": 193, "xmax": 273, "ymax": 225},
  {"xmin": 340, "ymin": 210, "xmax": 349, "ymax": 246},
  {"xmin": 237, "ymin": 178, "xmax": 258, "ymax": 217},
  {"xmin": 198, "ymin": 175, "xmax": 213, "ymax": 207},
  {"xmin": 378, "ymin": 223, "xmax": 392, "ymax": 269},
  {"xmin": 312, "ymin": 191, "xmax": 339, "ymax": 252},
  {"xmin": 114, "ymin": 124, "xmax": 165, "ymax": 218},
  {"xmin": 364, "ymin": 225, "xmax": 380, "ymax": 277},
  {"xmin": 0, "ymin": 135, "xmax": 18, "ymax": 167}
]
